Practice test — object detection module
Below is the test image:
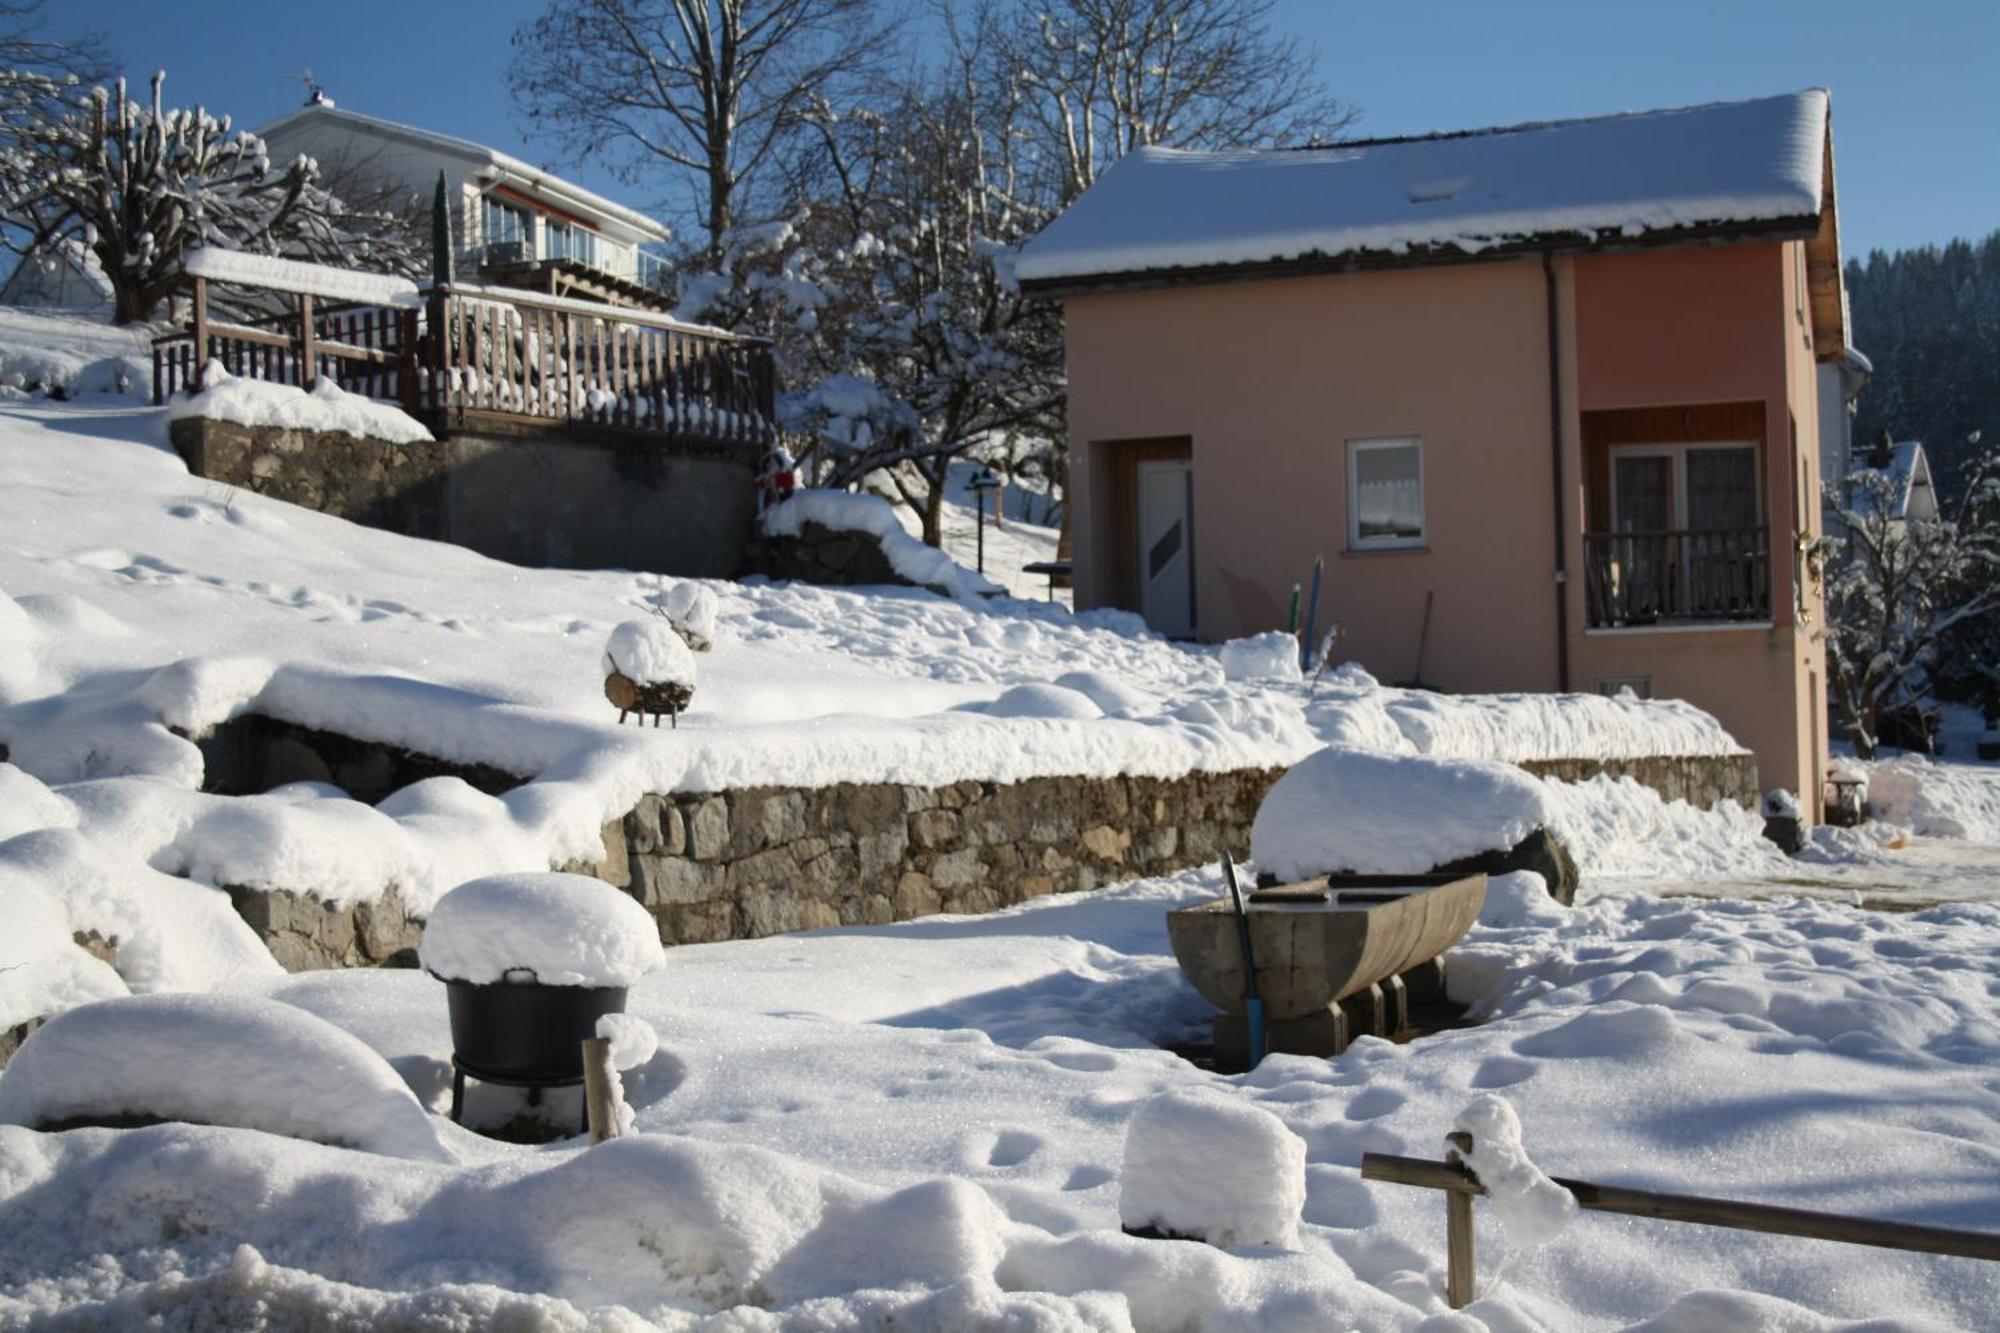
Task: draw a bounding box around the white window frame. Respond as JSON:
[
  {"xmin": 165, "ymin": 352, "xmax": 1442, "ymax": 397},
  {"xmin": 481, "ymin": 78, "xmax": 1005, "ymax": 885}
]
[{"xmin": 1346, "ymin": 436, "xmax": 1426, "ymax": 551}]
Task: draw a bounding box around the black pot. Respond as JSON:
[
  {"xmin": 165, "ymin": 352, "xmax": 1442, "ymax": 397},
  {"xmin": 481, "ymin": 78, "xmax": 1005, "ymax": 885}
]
[{"xmin": 439, "ymin": 973, "xmax": 628, "ymax": 1084}]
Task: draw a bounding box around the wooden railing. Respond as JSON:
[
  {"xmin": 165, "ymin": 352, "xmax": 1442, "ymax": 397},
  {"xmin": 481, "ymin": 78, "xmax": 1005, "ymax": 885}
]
[
  {"xmin": 1365, "ymin": 1138, "xmax": 2000, "ymax": 1310},
  {"xmin": 153, "ymin": 273, "xmax": 775, "ymax": 452},
  {"xmin": 420, "ymin": 285, "xmax": 776, "ymax": 448},
  {"xmin": 1583, "ymin": 527, "xmax": 1770, "ymax": 627}
]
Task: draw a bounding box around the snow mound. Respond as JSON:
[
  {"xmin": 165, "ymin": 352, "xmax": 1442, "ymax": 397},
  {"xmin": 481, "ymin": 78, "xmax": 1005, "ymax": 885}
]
[
  {"xmin": 982, "ymin": 683, "xmax": 1105, "ymax": 720},
  {"xmin": 0, "ymin": 993, "xmax": 450, "ymax": 1160},
  {"xmin": 1052, "ymin": 670, "xmax": 1155, "ymax": 716},
  {"xmin": 1219, "ymin": 631, "xmax": 1301, "ymax": 682},
  {"xmin": 0, "ymin": 761, "xmax": 76, "ymax": 841},
  {"xmin": 1313, "ymin": 685, "xmax": 1745, "ymax": 762},
  {"xmin": 762, "ymin": 490, "xmax": 1004, "ymax": 599},
  {"xmin": 604, "ymin": 618, "xmax": 697, "ymax": 689},
  {"xmin": 1865, "ymin": 754, "xmax": 2000, "ymax": 840},
  {"xmin": 1251, "ymin": 747, "xmax": 1554, "ymax": 881},
  {"xmin": 0, "ymin": 879, "xmax": 125, "ymax": 1030},
  {"xmin": 0, "ymin": 827, "xmax": 282, "ymax": 996},
  {"xmin": 1119, "ymin": 1088, "xmax": 1306, "ymax": 1248},
  {"xmin": 168, "ymin": 362, "xmax": 433, "ymax": 445},
  {"xmin": 661, "ymin": 581, "xmax": 719, "ymax": 650},
  {"xmin": 1541, "ymin": 775, "xmax": 1782, "ymax": 880},
  {"xmin": 1477, "ymin": 870, "xmax": 1565, "ymax": 929},
  {"xmin": 595, "ymin": 1012, "xmax": 658, "ymax": 1071},
  {"xmin": 419, "ymin": 873, "xmax": 665, "ymax": 988},
  {"xmin": 1454, "ymin": 1093, "xmax": 1577, "ymax": 1249}
]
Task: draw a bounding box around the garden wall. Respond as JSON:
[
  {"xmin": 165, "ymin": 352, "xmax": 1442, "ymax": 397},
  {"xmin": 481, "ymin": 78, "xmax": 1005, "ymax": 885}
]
[{"xmin": 204, "ymin": 715, "xmax": 1758, "ymax": 969}]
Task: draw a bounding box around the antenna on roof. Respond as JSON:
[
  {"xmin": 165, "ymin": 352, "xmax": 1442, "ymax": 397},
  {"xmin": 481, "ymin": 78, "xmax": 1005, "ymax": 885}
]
[{"xmin": 289, "ymin": 69, "xmax": 334, "ymax": 109}]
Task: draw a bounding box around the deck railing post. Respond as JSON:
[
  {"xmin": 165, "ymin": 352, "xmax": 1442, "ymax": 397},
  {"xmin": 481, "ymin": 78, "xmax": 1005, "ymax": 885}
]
[
  {"xmin": 296, "ymin": 293, "xmax": 316, "ymax": 388},
  {"xmin": 189, "ymin": 276, "xmax": 209, "ymax": 393}
]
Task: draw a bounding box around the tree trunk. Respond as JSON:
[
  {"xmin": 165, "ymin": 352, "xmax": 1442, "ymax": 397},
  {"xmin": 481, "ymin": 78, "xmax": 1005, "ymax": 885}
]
[{"xmin": 111, "ymin": 277, "xmax": 152, "ymax": 326}]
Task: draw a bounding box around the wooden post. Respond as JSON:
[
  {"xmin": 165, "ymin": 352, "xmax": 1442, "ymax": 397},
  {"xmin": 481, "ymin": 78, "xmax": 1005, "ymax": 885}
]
[
  {"xmin": 190, "ymin": 276, "xmax": 210, "ymax": 392},
  {"xmin": 398, "ymin": 307, "xmax": 420, "ymax": 415},
  {"xmin": 1445, "ymin": 1132, "xmax": 1476, "ymax": 1309},
  {"xmin": 581, "ymin": 1035, "xmax": 622, "ymax": 1145},
  {"xmin": 297, "ymin": 292, "xmax": 316, "ymax": 388}
]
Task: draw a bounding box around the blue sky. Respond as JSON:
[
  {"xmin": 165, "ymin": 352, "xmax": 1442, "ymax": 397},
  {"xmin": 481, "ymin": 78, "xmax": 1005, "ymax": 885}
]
[{"xmin": 79, "ymin": 0, "xmax": 2000, "ymax": 261}]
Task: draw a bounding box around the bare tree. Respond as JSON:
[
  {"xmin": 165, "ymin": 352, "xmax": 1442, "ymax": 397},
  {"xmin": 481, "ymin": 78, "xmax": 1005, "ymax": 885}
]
[
  {"xmin": 509, "ymin": 0, "xmax": 898, "ymax": 265},
  {"xmin": 3, "ymin": 72, "xmax": 422, "ymax": 323},
  {"xmin": 0, "ymin": 0, "xmax": 108, "ymax": 82},
  {"xmin": 996, "ymin": 0, "xmax": 1353, "ymax": 203},
  {"xmin": 1823, "ymin": 441, "xmax": 2000, "ymax": 756},
  {"xmin": 777, "ymin": 9, "xmax": 1064, "ymax": 546}
]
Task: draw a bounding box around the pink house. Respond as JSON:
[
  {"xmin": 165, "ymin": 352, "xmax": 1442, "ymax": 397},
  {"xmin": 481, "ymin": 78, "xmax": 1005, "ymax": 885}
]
[{"xmin": 1018, "ymin": 90, "xmax": 1846, "ymax": 818}]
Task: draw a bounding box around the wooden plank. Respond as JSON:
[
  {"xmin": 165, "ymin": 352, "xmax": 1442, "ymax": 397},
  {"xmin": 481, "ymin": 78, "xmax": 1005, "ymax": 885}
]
[
  {"xmin": 1360, "ymin": 1153, "xmax": 2000, "ymax": 1263},
  {"xmin": 1445, "ymin": 1148, "xmax": 1476, "ymax": 1309},
  {"xmin": 297, "ymin": 293, "xmax": 316, "ymax": 387}
]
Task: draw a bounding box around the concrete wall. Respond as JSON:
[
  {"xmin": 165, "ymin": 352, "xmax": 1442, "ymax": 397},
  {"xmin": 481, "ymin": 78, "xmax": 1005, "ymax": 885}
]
[{"xmin": 171, "ymin": 416, "xmax": 757, "ymax": 578}]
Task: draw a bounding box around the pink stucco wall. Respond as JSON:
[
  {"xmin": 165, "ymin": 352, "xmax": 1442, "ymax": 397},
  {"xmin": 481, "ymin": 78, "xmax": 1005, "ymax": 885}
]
[
  {"xmin": 1061, "ymin": 240, "xmax": 1829, "ymax": 812},
  {"xmin": 1565, "ymin": 242, "xmax": 1827, "ymax": 816},
  {"xmin": 1066, "ymin": 259, "xmax": 1561, "ymax": 694}
]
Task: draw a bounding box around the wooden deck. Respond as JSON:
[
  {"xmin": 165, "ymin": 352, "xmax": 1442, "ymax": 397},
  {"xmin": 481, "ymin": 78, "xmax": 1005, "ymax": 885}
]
[{"xmin": 153, "ymin": 276, "xmax": 776, "ymax": 453}]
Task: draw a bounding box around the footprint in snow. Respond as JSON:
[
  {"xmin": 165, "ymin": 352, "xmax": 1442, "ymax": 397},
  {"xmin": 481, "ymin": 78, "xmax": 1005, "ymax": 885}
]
[
  {"xmin": 987, "ymin": 1129, "xmax": 1041, "ymax": 1168},
  {"xmin": 1470, "ymin": 1055, "xmax": 1538, "ymax": 1089},
  {"xmin": 1061, "ymin": 1165, "xmax": 1114, "ymax": 1191},
  {"xmin": 1343, "ymin": 1086, "xmax": 1406, "ymax": 1121}
]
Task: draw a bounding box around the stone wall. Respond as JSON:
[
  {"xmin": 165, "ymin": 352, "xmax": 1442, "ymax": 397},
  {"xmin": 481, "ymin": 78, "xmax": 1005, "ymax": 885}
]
[
  {"xmin": 194, "ymin": 714, "xmax": 1761, "ymax": 969},
  {"xmin": 743, "ymin": 521, "xmax": 933, "ymax": 595},
  {"xmin": 1517, "ymin": 752, "xmax": 1760, "ymax": 810},
  {"xmin": 588, "ymin": 770, "xmax": 1283, "ymax": 945},
  {"xmin": 171, "ymin": 415, "xmax": 759, "ymax": 578}
]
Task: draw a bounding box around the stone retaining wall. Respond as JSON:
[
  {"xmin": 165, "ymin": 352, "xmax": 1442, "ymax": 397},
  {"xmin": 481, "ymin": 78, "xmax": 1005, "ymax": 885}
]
[
  {"xmin": 1517, "ymin": 752, "xmax": 1760, "ymax": 810},
  {"xmin": 202, "ymin": 716, "xmax": 1762, "ymax": 969},
  {"xmin": 742, "ymin": 520, "xmax": 933, "ymax": 594}
]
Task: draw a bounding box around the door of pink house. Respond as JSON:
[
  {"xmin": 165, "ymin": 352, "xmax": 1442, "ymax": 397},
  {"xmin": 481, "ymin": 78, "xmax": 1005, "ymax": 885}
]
[{"xmin": 1137, "ymin": 458, "xmax": 1195, "ymax": 638}]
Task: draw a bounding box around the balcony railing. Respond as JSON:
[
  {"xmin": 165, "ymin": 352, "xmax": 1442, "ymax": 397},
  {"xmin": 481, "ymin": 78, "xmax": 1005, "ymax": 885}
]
[{"xmin": 1583, "ymin": 528, "xmax": 1770, "ymax": 628}]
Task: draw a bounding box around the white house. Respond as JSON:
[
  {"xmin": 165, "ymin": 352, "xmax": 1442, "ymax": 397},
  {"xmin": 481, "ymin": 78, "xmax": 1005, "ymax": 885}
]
[{"xmin": 255, "ymin": 94, "xmax": 673, "ymax": 307}]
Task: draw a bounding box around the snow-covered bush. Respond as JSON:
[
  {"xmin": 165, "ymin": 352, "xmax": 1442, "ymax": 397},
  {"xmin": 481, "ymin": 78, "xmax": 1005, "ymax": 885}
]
[
  {"xmin": 418, "ymin": 873, "xmax": 665, "ymax": 989},
  {"xmin": 0, "ymin": 993, "xmax": 451, "ymax": 1160},
  {"xmin": 1251, "ymin": 747, "xmax": 1555, "ymax": 882},
  {"xmin": 1119, "ymin": 1089, "xmax": 1306, "ymax": 1248}
]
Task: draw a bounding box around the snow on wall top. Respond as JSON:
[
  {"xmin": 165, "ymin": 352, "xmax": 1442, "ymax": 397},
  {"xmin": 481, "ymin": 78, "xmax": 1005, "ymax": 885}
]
[
  {"xmin": 184, "ymin": 248, "xmax": 421, "ymax": 309},
  {"xmin": 1016, "ymin": 90, "xmax": 1828, "ymax": 286}
]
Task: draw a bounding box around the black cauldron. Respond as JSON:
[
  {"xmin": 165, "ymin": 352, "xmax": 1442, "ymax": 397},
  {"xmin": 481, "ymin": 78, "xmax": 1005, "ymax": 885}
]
[{"xmin": 440, "ymin": 971, "xmax": 628, "ymax": 1084}]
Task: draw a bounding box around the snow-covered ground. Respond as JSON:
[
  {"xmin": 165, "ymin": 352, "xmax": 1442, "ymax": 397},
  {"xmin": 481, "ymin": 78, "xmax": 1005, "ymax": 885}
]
[
  {"xmin": 3, "ymin": 869, "xmax": 1997, "ymax": 1329},
  {"xmin": 1, "ymin": 308, "xmax": 1998, "ymax": 1329}
]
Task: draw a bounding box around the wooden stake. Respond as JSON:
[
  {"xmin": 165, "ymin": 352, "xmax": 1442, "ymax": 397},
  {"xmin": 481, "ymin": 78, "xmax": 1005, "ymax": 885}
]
[
  {"xmin": 1445, "ymin": 1136, "xmax": 1476, "ymax": 1309},
  {"xmin": 581, "ymin": 1036, "xmax": 622, "ymax": 1145}
]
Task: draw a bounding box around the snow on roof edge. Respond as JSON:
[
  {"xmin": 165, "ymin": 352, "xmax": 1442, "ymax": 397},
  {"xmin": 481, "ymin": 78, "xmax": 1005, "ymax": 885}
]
[{"xmin": 1018, "ymin": 88, "xmax": 1830, "ymax": 289}]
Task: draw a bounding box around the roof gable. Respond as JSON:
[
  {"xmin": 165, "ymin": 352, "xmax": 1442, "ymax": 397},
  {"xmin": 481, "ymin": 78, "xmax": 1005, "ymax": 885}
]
[
  {"xmin": 1018, "ymin": 90, "xmax": 1830, "ymax": 293},
  {"xmin": 254, "ymin": 104, "xmax": 670, "ymax": 242}
]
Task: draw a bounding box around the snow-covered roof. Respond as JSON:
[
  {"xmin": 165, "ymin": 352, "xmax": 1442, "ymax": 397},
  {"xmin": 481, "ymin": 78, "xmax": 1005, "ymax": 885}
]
[
  {"xmin": 253, "ymin": 103, "xmax": 671, "ymax": 243},
  {"xmin": 1850, "ymin": 440, "xmax": 1938, "ymax": 523},
  {"xmin": 1018, "ymin": 90, "xmax": 1831, "ymax": 290}
]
